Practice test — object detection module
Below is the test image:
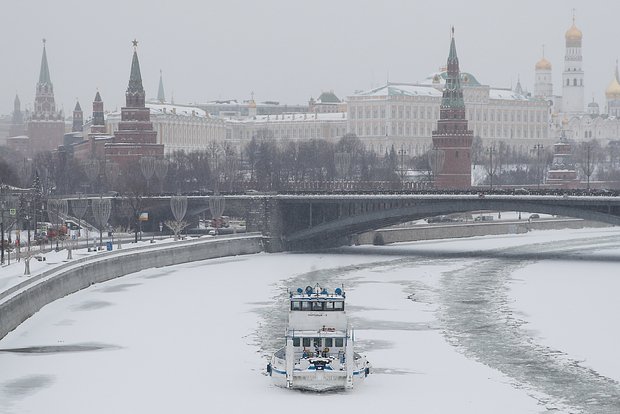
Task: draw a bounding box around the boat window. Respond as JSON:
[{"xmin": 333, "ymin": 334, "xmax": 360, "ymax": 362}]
[
  {"xmin": 335, "ymin": 338, "xmax": 344, "ymax": 347},
  {"xmin": 311, "ymin": 301, "xmax": 323, "ymax": 311},
  {"xmin": 334, "ymin": 301, "xmax": 344, "ymax": 310},
  {"xmin": 313, "ymin": 338, "xmax": 322, "ymax": 348},
  {"xmin": 303, "ymin": 338, "xmax": 311, "ymax": 347},
  {"xmin": 324, "ymin": 301, "xmax": 334, "ymax": 311},
  {"xmin": 293, "ymin": 337, "xmax": 300, "ymax": 347},
  {"xmin": 324, "ymin": 338, "xmax": 333, "ymax": 347},
  {"xmin": 291, "ymin": 301, "xmax": 301, "ymax": 310},
  {"xmin": 301, "ymin": 301, "xmax": 311, "ymax": 311}
]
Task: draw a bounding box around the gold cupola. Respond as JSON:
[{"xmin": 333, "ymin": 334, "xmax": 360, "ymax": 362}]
[
  {"xmin": 535, "ymin": 57, "xmax": 552, "ymax": 71},
  {"xmin": 565, "ymin": 17, "xmax": 582, "ymax": 46},
  {"xmin": 606, "ymin": 75, "xmax": 620, "ymax": 100}
]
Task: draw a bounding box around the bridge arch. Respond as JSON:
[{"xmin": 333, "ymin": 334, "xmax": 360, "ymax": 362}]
[{"xmin": 281, "ymin": 196, "xmax": 620, "ymax": 249}]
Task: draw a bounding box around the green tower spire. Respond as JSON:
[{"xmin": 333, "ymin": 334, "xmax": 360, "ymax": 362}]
[
  {"xmin": 157, "ymin": 70, "xmax": 166, "ymax": 103},
  {"xmin": 441, "ymin": 28, "xmax": 465, "ymax": 109},
  {"xmin": 127, "ymin": 40, "xmax": 144, "ymax": 94},
  {"xmin": 39, "ymin": 39, "xmax": 52, "ymax": 86}
]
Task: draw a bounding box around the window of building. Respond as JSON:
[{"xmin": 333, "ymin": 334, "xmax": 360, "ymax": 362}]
[
  {"xmin": 293, "ymin": 337, "xmax": 300, "ymax": 347},
  {"xmin": 325, "ymin": 338, "xmax": 333, "ymax": 347},
  {"xmin": 325, "ymin": 301, "xmax": 334, "ymax": 310},
  {"xmin": 291, "ymin": 301, "xmax": 301, "ymax": 310},
  {"xmin": 303, "ymin": 338, "xmax": 311, "ymax": 347},
  {"xmin": 335, "ymin": 338, "xmax": 344, "ymax": 347},
  {"xmin": 313, "ymin": 338, "xmax": 322, "ymax": 348},
  {"xmin": 334, "ymin": 301, "xmax": 344, "ymax": 310},
  {"xmin": 301, "ymin": 301, "xmax": 311, "ymax": 311}
]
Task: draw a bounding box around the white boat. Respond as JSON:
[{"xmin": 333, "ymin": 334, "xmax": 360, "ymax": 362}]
[{"xmin": 267, "ymin": 284, "xmax": 371, "ymax": 391}]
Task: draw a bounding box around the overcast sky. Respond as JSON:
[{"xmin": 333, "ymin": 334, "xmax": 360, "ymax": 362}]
[{"xmin": 1, "ymin": 0, "xmax": 619, "ymax": 116}]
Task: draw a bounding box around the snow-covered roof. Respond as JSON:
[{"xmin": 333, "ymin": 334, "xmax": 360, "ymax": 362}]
[
  {"xmin": 147, "ymin": 103, "xmax": 208, "ymax": 118},
  {"xmin": 226, "ymin": 112, "xmax": 347, "ymax": 123},
  {"xmin": 354, "ymin": 83, "xmax": 442, "ymax": 98},
  {"xmin": 488, "ymin": 88, "xmax": 529, "ymax": 101}
]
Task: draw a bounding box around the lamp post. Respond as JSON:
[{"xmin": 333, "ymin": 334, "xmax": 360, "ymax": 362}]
[
  {"xmin": 1, "ymin": 200, "xmax": 5, "ymax": 265},
  {"xmin": 533, "ymin": 144, "xmax": 544, "ymax": 189},
  {"xmin": 398, "ymin": 145, "xmax": 407, "ymax": 185},
  {"xmin": 486, "ymin": 146, "xmax": 496, "ymax": 190}
]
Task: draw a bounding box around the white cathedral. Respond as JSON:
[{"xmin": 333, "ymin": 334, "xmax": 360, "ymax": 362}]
[{"xmin": 534, "ymin": 17, "xmax": 620, "ymax": 143}]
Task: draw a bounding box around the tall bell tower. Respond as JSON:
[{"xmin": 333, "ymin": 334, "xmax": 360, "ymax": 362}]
[{"xmin": 562, "ymin": 13, "xmax": 584, "ymax": 114}]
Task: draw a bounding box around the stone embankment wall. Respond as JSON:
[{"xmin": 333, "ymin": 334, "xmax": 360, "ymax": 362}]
[
  {"xmin": 0, "ymin": 235, "xmax": 264, "ymax": 340},
  {"xmin": 358, "ymin": 219, "xmax": 611, "ymax": 245}
]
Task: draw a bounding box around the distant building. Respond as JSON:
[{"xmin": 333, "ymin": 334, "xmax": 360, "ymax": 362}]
[
  {"xmin": 104, "ymin": 41, "xmax": 164, "ymax": 168},
  {"xmin": 347, "ymin": 73, "xmax": 549, "ymax": 156},
  {"xmin": 200, "ymin": 99, "xmax": 308, "ymax": 118},
  {"xmin": 106, "ymin": 102, "xmax": 227, "ymax": 154},
  {"xmin": 225, "ymin": 112, "xmax": 347, "ymax": 150}
]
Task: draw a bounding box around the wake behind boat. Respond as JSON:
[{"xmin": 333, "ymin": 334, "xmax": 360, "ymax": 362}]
[{"xmin": 267, "ymin": 284, "xmax": 371, "ymax": 391}]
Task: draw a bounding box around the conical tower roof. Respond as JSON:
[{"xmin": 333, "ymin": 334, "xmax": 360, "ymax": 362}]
[
  {"xmin": 127, "ymin": 40, "xmax": 144, "ymax": 95},
  {"xmin": 14, "ymin": 94, "xmax": 20, "ymax": 108},
  {"xmin": 157, "ymin": 70, "xmax": 165, "ymax": 103},
  {"xmin": 94, "ymin": 91, "xmax": 102, "ymax": 102},
  {"xmin": 74, "ymin": 101, "xmax": 82, "ymax": 111},
  {"xmin": 39, "ymin": 40, "xmax": 52, "ymax": 86},
  {"xmin": 441, "ymin": 28, "xmax": 465, "ymax": 109}
]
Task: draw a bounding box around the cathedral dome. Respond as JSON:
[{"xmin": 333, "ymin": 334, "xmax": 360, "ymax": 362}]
[
  {"xmin": 605, "ymin": 76, "xmax": 620, "ymax": 100},
  {"xmin": 565, "ymin": 22, "xmax": 582, "ymax": 46},
  {"xmin": 535, "ymin": 57, "xmax": 552, "ymax": 71}
]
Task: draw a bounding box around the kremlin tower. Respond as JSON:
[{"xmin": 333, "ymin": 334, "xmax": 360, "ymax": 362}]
[
  {"xmin": 105, "ymin": 40, "xmax": 164, "ymax": 168},
  {"xmin": 27, "ymin": 40, "xmax": 65, "ymax": 153},
  {"xmin": 72, "ymin": 101, "xmax": 83, "ymax": 132},
  {"xmin": 431, "ymin": 28, "xmax": 473, "ymax": 189}
]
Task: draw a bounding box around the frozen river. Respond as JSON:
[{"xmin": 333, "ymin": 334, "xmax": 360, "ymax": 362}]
[{"xmin": 1, "ymin": 227, "xmax": 619, "ymax": 413}]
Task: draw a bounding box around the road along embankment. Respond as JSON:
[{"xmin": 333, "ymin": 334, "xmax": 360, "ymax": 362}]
[
  {"xmin": 358, "ymin": 219, "xmax": 611, "ymax": 245},
  {"xmin": 0, "ymin": 234, "xmax": 264, "ymax": 340}
]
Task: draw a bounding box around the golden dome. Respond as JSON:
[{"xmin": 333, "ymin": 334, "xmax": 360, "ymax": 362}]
[
  {"xmin": 606, "ymin": 76, "xmax": 620, "ymax": 99},
  {"xmin": 535, "ymin": 57, "xmax": 552, "ymax": 71},
  {"xmin": 565, "ymin": 23, "xmax": 582, "ymax": 43}
]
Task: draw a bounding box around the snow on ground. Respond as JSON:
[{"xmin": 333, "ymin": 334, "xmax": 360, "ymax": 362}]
[{"xmin": 1, "ymin": 227, "xmax": 620, "ymax": 413}]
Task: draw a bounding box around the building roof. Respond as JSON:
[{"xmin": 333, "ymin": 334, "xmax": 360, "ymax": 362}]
[
  {"xmin": 355, "ymin": 83, "xmax": 442, "ymax": 98},
  {"xmin": 316, "ymin": 91, "xmax": 341, "ymax": 103}
]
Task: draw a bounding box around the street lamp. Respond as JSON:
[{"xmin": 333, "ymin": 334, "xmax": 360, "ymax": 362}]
[
  {"xmin": 398, "ymin": 145, "xmax": 407, "ymax": 185},
  {"xmin": 486, "ymin": 146, "xmax": 496, "ymax": 191},
  {"xmin": 533, "ymin": 144, "xmax": 544, "ymax": 189}
]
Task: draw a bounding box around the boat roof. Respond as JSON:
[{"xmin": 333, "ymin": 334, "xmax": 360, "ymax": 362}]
[{"xmin": 290, "ymin": 285, "xmax": 345, "ymax": 300}]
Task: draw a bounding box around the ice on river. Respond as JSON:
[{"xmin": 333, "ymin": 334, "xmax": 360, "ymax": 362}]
[{"xmin": 1, "ymin": 227, "xmax": 619, "ymax": 413}]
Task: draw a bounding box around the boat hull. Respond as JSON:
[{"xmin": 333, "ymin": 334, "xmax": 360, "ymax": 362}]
[{"xmin": 270, "ymin": 367, "xmax": 368, "ymax": 392}]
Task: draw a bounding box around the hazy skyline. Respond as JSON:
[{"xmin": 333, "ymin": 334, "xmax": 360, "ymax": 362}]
[{"xmin": 1, "ymin": 0, "xmax": 619, "ymax": 116}]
